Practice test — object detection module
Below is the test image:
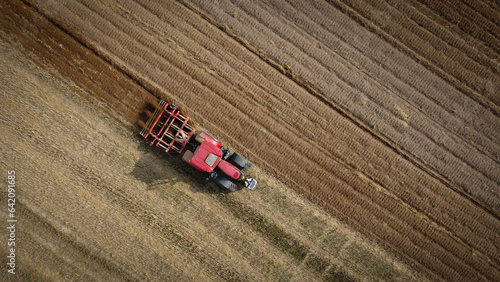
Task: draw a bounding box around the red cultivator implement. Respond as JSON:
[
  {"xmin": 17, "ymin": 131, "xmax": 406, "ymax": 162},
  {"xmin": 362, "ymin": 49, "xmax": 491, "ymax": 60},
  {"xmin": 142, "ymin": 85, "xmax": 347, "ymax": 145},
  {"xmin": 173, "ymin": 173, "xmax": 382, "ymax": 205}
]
[{"xmin": 139, "ymin": 100, "xmax": 195, "ymax": 154}]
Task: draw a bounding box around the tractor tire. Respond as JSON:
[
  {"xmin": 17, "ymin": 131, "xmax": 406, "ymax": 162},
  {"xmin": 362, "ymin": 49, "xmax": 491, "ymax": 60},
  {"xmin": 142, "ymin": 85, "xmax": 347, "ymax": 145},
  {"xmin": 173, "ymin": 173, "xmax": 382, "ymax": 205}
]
[
  {"xmin": 182, "ymin": 150, "xmax": 194, "ymax": 163},
  {"xmin": 230, "ymin": 153, "xmax": 251, "ymax": 170},
  {"xmin": 195, "ymin": 132, "xmax": 206, "ymax": 143},
  {"xmin": 216, "ymin": 176, "xmax": 238, "ymax": 192}
]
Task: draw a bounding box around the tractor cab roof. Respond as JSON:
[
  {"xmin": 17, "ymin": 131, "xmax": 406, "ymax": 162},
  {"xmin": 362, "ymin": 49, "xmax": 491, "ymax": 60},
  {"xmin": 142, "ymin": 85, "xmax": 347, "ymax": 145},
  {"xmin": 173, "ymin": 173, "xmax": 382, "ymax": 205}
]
[{"xmin": 190, "ymin": 141, "xmax": 222, "ymax": 172}]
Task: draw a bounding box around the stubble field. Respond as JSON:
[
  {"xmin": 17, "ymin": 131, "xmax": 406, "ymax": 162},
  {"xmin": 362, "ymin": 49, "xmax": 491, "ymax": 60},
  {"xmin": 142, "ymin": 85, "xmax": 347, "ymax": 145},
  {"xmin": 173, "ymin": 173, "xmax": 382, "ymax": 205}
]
[{"xmin": 1, "ymin": 0, "xmax": 499, "ymax": 281}]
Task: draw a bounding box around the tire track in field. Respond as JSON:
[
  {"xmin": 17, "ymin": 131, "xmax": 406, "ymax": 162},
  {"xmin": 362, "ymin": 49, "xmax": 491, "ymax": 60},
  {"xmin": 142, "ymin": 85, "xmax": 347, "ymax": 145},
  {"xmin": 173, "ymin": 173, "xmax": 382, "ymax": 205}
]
[
  {"xmin": 184, "ymin": 0, "xmax": 500, "ymax": 218},
  {"xmin": 266, "ymin": 0, "xmax": 500, "ymax": 146},
  {"xmin": 460, "ymin": 0, "xmax": 500, "ymax": 32},
  {"xmin": 164, "ymin": 3, "xmax": 500, "ymax": 268},
  {"xmin": 340, "ymin": 0, "xmax": 500, "ymax": 115},
  {"xmin": 416, "ymin": 0, "xmax": 500, "ymax": 55},
  {"xmin": 392, "ymin": 0, "xmax": 500, "ymax": 75},
  {"xmin": 272, "ymin": 0, "xmax": 500, "ymax": 212},
  {"xmin": 185, "ymin": 0, "xmax": 500, "ymax": 214},
  {"xmin": 331, "ymin": 0, "xmax": 500, "ymax": 152}
]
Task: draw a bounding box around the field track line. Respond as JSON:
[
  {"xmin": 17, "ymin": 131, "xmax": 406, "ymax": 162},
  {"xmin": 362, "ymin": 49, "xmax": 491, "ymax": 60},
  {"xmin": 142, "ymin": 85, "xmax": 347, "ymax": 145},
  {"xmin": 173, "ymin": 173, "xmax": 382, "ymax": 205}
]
[
  {"xmin": 15, "ymin": 196, "xmax": 145, "ymax": 281},
  {"xmin": 416, "ymin": 0, "xmax": 500, "ymax": 54},
  {"xmin": 176, "ymin": 0, "xmax": 500, "ymax": 220}
]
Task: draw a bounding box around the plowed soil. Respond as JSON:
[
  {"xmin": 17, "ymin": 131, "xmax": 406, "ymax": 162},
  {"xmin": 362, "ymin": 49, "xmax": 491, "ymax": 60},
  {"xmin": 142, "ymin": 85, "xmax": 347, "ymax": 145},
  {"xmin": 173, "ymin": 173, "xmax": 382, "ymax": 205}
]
[{"xmin": 1, "ymin": 0, "xmax": 499, "ymax": 281}]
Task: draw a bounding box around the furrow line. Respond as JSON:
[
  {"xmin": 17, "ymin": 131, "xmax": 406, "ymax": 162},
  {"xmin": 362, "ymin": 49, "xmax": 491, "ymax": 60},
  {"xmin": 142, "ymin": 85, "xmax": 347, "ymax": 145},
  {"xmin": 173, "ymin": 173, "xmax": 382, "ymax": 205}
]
[
  {"xmin": 182, "ymin": 0, "xmax": 500, "ymax": 245},
  {"xmin": 130, "ymin": 0, "xmax": 500, "ymax": 242},
  {"xmin": 460, "ymin": 0, "xmax": 500, "ymax": 28},
  {"xmin": 412, "ymin": 0, "xmax": 500, "ymax": 59},
  {"xmin": 180, "ymin": 0, "xmax": 500, "ymax": 276},
  {"xmin": 346, "ymin": 0, "xmax": 500, "ymax": 104},
  {"xmin": 278, "ymin": 0, "xmax": 500, "ymax": 192},
  {"xmin": 395, "ymin": 0, "xmax": 500, "ymax": 76}
]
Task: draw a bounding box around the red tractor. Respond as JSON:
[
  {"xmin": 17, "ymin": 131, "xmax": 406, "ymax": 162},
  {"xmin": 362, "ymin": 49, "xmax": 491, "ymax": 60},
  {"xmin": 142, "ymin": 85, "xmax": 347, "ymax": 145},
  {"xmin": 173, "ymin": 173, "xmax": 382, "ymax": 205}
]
[{"xmin": 139, "ymin": 100, "xmax": 257, "ymax": 191}]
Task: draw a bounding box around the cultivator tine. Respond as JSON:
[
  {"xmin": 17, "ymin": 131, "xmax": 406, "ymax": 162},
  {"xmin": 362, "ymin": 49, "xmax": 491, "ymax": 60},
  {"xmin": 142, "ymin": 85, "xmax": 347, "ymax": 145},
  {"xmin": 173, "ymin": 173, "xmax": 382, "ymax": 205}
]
[{"xmin": 139, "ymin": 101, "xmax": 164, "ymax": 137}]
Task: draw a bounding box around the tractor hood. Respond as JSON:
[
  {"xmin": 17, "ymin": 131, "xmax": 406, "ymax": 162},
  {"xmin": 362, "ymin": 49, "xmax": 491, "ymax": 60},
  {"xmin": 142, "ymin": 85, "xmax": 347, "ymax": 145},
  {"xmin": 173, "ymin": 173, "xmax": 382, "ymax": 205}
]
[{"xmin": 218, "ymin": 160, "xmax": 242, "ymax": 180}]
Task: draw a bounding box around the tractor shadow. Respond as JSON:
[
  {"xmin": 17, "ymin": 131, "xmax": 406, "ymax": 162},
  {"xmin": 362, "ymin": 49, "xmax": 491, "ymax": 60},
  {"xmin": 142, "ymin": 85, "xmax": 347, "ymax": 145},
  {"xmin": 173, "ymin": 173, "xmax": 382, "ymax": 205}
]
[{"xmin": 130, "ymin": 141, "xmax": 228, "ymax": 194}]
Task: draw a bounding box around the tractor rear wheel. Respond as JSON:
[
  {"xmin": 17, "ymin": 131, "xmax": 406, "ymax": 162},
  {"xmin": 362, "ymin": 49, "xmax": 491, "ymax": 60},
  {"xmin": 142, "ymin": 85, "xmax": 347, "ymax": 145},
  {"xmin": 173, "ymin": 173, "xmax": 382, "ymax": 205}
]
[
  {"xmin": 216, "ymin": 176, "xmax": 238, "ymax": 192},
  {"xmin": 230, "ymin": 153, "xmax": 251, "ymax": 170},
  {"xmin": 182, "ymin": 150, "xmax": 194, "ymax": 163}
]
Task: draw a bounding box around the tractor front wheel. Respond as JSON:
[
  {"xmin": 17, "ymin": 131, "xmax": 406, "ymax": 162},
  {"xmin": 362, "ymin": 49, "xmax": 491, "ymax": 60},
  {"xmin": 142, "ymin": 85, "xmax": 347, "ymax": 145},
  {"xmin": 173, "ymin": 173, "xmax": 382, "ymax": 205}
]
[
  {"xmin": 216, "ymin": 176, "xmax": 238, "ymax": 192},
  {"xmin": 230, "ymin": 153, "xmax": 251, "ymax": 170}
]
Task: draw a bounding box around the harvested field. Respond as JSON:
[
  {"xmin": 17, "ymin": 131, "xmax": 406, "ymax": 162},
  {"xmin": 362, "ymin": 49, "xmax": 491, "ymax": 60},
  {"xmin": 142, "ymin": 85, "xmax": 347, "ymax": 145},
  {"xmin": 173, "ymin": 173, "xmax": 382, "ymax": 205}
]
[
  {"xmin": 1, "ymin": 0, "xmax": 499, "ymax": 281},
  {"xmin": 0, "ymin": 36, "xmax": 417, "ymax": 281}
]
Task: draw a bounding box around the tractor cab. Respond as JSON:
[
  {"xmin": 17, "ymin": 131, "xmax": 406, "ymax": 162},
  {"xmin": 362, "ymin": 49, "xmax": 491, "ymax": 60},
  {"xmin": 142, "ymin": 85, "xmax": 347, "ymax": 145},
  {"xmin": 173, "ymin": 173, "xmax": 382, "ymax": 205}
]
[
  {"xmin": 182, "ymin": 132, "xmax": 257, "ymax": 191},
  {"xmin": 186, "ymin": 138, "xmax": 222, "ymax": 173}
]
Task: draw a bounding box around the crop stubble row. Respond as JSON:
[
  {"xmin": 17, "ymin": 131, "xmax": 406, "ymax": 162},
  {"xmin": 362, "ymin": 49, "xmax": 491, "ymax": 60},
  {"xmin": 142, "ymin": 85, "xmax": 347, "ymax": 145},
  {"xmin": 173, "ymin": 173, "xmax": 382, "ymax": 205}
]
[
  {"xmin": 328, "ymin": 0, "xmax": 500, "ymax": 121},
  {"xmin": 417, "ymin": 0, "xmax": 500, "ymax": 57},
  {"xmin": 17, "ymin": 0, "xmax": 500, "ymax": 280},
  {"xmin": 330, "ymin": 0, "xmax": 500, "ymax": 146}
]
